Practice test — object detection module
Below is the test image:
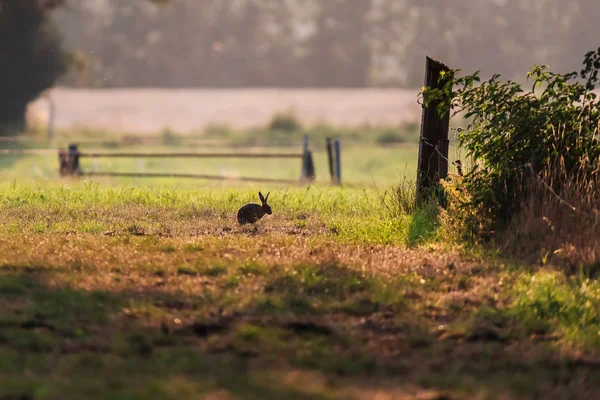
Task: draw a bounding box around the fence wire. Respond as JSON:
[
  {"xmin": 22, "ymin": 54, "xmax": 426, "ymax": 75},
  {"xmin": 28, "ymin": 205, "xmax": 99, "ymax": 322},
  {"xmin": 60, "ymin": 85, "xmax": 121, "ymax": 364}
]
[{"xmin": 420, "ymin": 128, "xmax": 595, "ymax": 218}]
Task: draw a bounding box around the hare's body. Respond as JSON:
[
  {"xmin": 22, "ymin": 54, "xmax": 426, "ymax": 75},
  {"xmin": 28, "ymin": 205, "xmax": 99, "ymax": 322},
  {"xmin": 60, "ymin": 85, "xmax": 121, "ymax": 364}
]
[
  {"xmin": 237, "ymin": 203, "xmax": 266, "ymax": 224},
  {"xmin": 237, "ymin": 192, "xmax": 272, "ymax": 225}
]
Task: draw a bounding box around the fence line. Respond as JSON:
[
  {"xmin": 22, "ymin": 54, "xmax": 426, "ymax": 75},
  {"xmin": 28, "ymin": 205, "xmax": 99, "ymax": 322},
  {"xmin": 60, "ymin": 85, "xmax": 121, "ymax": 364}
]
[
  {"xmin": 421, "ymin": 131, "xmax": 594, "ymax": 218},
  {"xmin": 1, "ymin": 137, "xmax": 344, "ymax": 185},
  {"xmin": 0, "ymin": 149, "xmax": 57, "ymax": 156},
  {"xmin": 81, "ymin": 171, "xmax": 302, "ymax": 184},
  {"xmin": 56, "ymin": 137, "xmax": 343, "ymax": 185},
  {"xmin": 77, "ymin": 151, "xmax": 302, "ymax": 159}
]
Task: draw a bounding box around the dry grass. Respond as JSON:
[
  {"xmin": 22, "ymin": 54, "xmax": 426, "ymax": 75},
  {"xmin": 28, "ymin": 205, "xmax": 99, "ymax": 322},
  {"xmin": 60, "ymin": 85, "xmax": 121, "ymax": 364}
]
[{"xmin": 499, "ymin": 162, "xmax": 600, "ymax": 269}]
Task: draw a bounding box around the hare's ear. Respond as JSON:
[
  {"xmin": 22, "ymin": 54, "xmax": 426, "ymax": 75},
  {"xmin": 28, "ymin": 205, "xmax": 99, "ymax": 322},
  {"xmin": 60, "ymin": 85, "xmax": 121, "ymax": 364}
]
[
  {"xmin": 265, "ymin": 192, "xmax": 270, "ymax": 203},
  {"xmin": 259, "ymin": 192, "xmax": 265, "ymax": 203}
]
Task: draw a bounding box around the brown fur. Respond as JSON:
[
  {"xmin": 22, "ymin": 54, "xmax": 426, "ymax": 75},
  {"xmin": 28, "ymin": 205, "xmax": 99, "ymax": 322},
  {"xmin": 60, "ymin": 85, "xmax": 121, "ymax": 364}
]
[{"xmin": 237, "ymin": 191, "xmax": 272, "ymax": 225}]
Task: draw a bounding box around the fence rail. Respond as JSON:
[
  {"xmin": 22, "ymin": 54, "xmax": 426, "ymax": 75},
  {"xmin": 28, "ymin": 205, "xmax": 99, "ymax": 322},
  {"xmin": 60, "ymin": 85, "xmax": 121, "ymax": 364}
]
[
  {"xmin": 81, "ymin": 171, "xmax": 302, "ymax": 184},
  {"xmin": 0, "ymin": 149, "xmax": 57, "ymax": 156},
  {"xmin": 1, "ymin": 136, "xmax": 343, "ymax": 184},
  {"xmin": 55, "ymin": 136, "xmax": 343, "ymax": 185},
  {"xmin": 77, "ymin": 151, "xmax": 302, "ymax": 159}
]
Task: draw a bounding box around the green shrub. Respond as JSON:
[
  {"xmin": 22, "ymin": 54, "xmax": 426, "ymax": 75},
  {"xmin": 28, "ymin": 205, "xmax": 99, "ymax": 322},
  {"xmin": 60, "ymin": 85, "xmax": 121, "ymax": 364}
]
[
  {"xmin": 425, "ymin": 48, "xmax": 600, "ymax": 234},
  {"xmin": 376, "ymin": 129, "xmax": 406, "ymax": 146},
  {"xmin": 267, "ymin": 111, "xmax": 303, "ymax": 133},
  {"xmin": 161, "ymin": 128, "xmax": 182, "ymax": 146}
]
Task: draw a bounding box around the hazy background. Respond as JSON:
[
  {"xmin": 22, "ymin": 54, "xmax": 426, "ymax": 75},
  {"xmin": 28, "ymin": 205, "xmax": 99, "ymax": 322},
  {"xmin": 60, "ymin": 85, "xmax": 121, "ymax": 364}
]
[
  {"xmin": 25, "ymin": 0, "xmax": 596, "ymax": 133},
  {"xmin": 52, "ymin": 0, "xmax": 595, "ymax": 89}
]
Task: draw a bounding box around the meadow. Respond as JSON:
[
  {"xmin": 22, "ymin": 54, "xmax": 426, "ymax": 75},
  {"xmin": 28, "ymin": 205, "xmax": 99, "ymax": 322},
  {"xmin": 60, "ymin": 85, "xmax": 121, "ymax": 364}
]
[{"xmin": 0, "ymin": 121, "xmax": 599, "ymax": 399}]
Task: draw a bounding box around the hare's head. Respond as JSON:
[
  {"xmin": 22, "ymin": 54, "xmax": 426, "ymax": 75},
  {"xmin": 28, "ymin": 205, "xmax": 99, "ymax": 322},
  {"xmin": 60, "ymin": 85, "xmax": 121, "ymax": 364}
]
[{"xmin": 259, "ymin": 191, "xmax": 272, "ymax": 215}]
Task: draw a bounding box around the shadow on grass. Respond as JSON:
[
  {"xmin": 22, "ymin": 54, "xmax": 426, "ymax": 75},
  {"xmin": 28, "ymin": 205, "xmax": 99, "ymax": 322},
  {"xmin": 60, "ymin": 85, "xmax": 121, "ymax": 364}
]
[
  {"xmin": 0, "ymin": 265, "xmax": 598, "ymax": 400},
  {"xmin": 406, "ymin": 205, "xmax": 439, "ymax": 246}
]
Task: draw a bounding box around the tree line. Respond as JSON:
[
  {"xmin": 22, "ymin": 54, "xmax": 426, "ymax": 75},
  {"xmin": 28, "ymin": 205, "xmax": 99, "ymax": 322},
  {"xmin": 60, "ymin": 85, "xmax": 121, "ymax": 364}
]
[
  {"xmin": 0, "ymin": 0, "xmax": 597, "ymax": 134},
  {"xmin": 54, "ymin": 0, "xmax": 596, "ymax": 88}
]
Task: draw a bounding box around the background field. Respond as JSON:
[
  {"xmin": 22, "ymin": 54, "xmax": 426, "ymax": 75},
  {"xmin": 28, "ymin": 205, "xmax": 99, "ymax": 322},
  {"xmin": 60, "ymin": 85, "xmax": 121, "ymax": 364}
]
[
  {"xmin": 9, "ymin": 88, "xmax": 471, "ymax": 189},
  {"xmin": 3, "ymin": 89, "xmax": 597, "ymax": 400},
  {"xmin": 28, "ymin": 88, "xmax": 422, "ymax": 134}
]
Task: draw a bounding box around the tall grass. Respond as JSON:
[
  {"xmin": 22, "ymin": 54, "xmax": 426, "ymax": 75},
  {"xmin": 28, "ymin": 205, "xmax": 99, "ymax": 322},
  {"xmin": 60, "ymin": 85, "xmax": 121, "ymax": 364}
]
[{"xmin": 500, "ymin": 159, "xmax": 600, "ymax": 267}]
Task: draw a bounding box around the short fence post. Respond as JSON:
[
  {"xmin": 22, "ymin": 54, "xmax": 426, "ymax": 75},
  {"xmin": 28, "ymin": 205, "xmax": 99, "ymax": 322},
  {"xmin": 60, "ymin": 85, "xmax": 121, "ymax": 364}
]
[
  {"xmin": 437, "ymin": 138, "xmax": 449, "ymax": 207},
  {"xmin": 455, "ymin": 160, "xmax": 463, "ymax": 176},
  {"xmin": 301, "ymin": 135, "xmax": 315, "ymax": 182},
  {"xmin": 58, "ymin": 149, "xmax": 69, "ymax": 176},
  {"xmin": 326, "ymin": 137, "xmax": 335, "ymax": 184},
  {"xmin": 334, "ymin": 138, "xmax": 341, "ymax": 185},
  {"xmin": 68, "ymin": 144, "xmax": 81, "ymax": 175},
  {"xmin": 416, "ymin": 56, "xmax": 451, "ymax": 205}
]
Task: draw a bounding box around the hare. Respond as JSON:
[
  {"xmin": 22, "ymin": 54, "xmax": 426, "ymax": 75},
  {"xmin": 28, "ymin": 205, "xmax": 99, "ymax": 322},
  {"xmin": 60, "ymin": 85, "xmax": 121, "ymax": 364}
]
[{"xmin": 237, "ymin": 191, "xmax": 272, "ymax": 225}]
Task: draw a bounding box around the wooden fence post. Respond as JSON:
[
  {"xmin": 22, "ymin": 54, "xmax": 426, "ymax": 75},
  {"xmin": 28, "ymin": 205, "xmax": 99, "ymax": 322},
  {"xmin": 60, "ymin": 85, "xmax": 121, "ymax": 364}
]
[
  {"xmin": 416, "ymin": 56, "xmax": 451, "ymax": 205},
  {"xmin": 334, "ymin": 138, "xmax": 341, "ymax": 185},
  {"xmin": 68, "ymin": 144, "xmax": 81, "ymax": 175},
  {"xmin": 301, "ymin": 135, "xmax": 315, "ymax": 182},
  {"xmin": 58, "ymin": 149, "xmax": 69, "ymax": 176},
  {"xmin": 326, "ymin": 137, "xmax": 335, "ymax": 184}
]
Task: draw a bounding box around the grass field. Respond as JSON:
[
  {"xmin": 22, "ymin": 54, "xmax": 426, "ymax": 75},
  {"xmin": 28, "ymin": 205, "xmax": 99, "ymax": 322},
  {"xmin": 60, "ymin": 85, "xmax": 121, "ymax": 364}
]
[
  {"xmin": 1, "ymin": 117, "xmax": 468, "ymax": 188},
  {"xmin": 0, "ymin": 182, "xmax": 599, "ymax": 400},
  {"xmin": 0, "ymin": 144, "xmax": 419, "ymax": 188},
  {"xmin": 1, "ymin": 119, "xmax": 599, "ymax": 399}
]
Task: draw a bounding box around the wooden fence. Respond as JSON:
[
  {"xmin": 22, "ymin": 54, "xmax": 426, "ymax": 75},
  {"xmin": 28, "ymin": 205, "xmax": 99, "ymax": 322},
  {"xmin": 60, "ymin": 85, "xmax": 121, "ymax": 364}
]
[{"xmin": 57, "ymin": 136, "xmax": 342, "ymax": 185}]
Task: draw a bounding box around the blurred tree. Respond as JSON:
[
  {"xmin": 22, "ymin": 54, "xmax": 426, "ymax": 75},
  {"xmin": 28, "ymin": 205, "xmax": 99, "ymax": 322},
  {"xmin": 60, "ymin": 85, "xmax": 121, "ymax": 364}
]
[
  {"xmin": 50, "ymin": 0, "xmax": 600, "ymax": 89},
  {"xmin": 0, "ymin": 0, "xmax": 169, "ymax": 135},
  {"xmin": 0, "ymin": 0, "xmax": 68, "ymax": 135},
  {"xmin": 303, "ymin": 0, "xmax": 371, "ymax": 87}
]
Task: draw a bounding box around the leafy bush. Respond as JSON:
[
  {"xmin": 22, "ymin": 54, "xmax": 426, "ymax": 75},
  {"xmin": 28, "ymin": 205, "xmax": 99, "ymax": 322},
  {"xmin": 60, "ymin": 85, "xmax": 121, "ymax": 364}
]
[
  {"xmin": 161, "ymin": 128, "xmax": 182, "ymax": 146},
  {"xmin": 376, "ymin": 129, "xmax": 406, "ymax": 146},
  {"xmin": 425, "ymin": 48, "xmax": 600, "ymax": 235},
  {"xmin": 267, "ymin": 111, "xmax": 303, "ymax": 133},
  {"xmin": 0, "ymin": 1, "xmax": 69, "ymax": 134}
]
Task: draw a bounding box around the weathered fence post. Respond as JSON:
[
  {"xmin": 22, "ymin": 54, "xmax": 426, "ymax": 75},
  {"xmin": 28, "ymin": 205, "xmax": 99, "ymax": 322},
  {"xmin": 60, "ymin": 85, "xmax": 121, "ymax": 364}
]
[
  {"xmin": 301, "ymin": 135, "xmax": 315, "ymax": 182},
  {"xmin": 416, "ymin": 56, "xmax": 451, "ymax": 205},
  {"xmin": 58, "ymin": 149, "xmax": 69, "ymax": 176},
  {"xmin": 68, "ymin": 144, "xmax": 81, "ymax": 175},
  {"xmin": 326, "ymin": 137, "xmax": 335, "ymax": 184},
  {"xmin": 455, "ymin": 160, "xmax": 463, "ymax": 176},
  {"xmin": 334, "ymin": 138, "xmax": 341, "ymax": 185}
]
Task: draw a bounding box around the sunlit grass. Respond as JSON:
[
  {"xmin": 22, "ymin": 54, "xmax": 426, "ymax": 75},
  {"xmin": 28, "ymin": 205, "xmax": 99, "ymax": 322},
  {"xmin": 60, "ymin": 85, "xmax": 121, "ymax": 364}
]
[
  {"xmin": 0, "ymin": 144, "xmax": 420, "ymax": 187},
  {"xmin": 0, "ymin": 181, "xmax": 427, "ymax": 246},
  {"xmin": 0, "ymin": 172, "xmax": 598, "ymax": 397}
]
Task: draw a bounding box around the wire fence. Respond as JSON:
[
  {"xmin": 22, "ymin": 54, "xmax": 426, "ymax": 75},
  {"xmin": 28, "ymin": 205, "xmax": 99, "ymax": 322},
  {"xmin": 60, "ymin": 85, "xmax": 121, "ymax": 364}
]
[{"xmin": 420, "ymin": 126, "xmax": 595, "ymax": 218}]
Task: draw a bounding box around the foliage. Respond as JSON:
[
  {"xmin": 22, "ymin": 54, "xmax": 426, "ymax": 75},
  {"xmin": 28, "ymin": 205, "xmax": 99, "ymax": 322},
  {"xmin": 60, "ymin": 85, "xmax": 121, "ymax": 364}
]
[
  {"xmin": 375, "ymin": 129, "xmax": 407, "ymax": 146},
  {"xmin": 424, "ymin": 48, "xmax": 600, "ymax": 233},
  {"xmin": 52, "ymin": 0, "xmax": 600, "ymax": 89},
  {"xmin": 267, "ymin": 112, "xmax": 303, "ymax": 133},
  {"xmin": 0, "ymin": 0, "xmax": 69, "ymax": 134}
]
